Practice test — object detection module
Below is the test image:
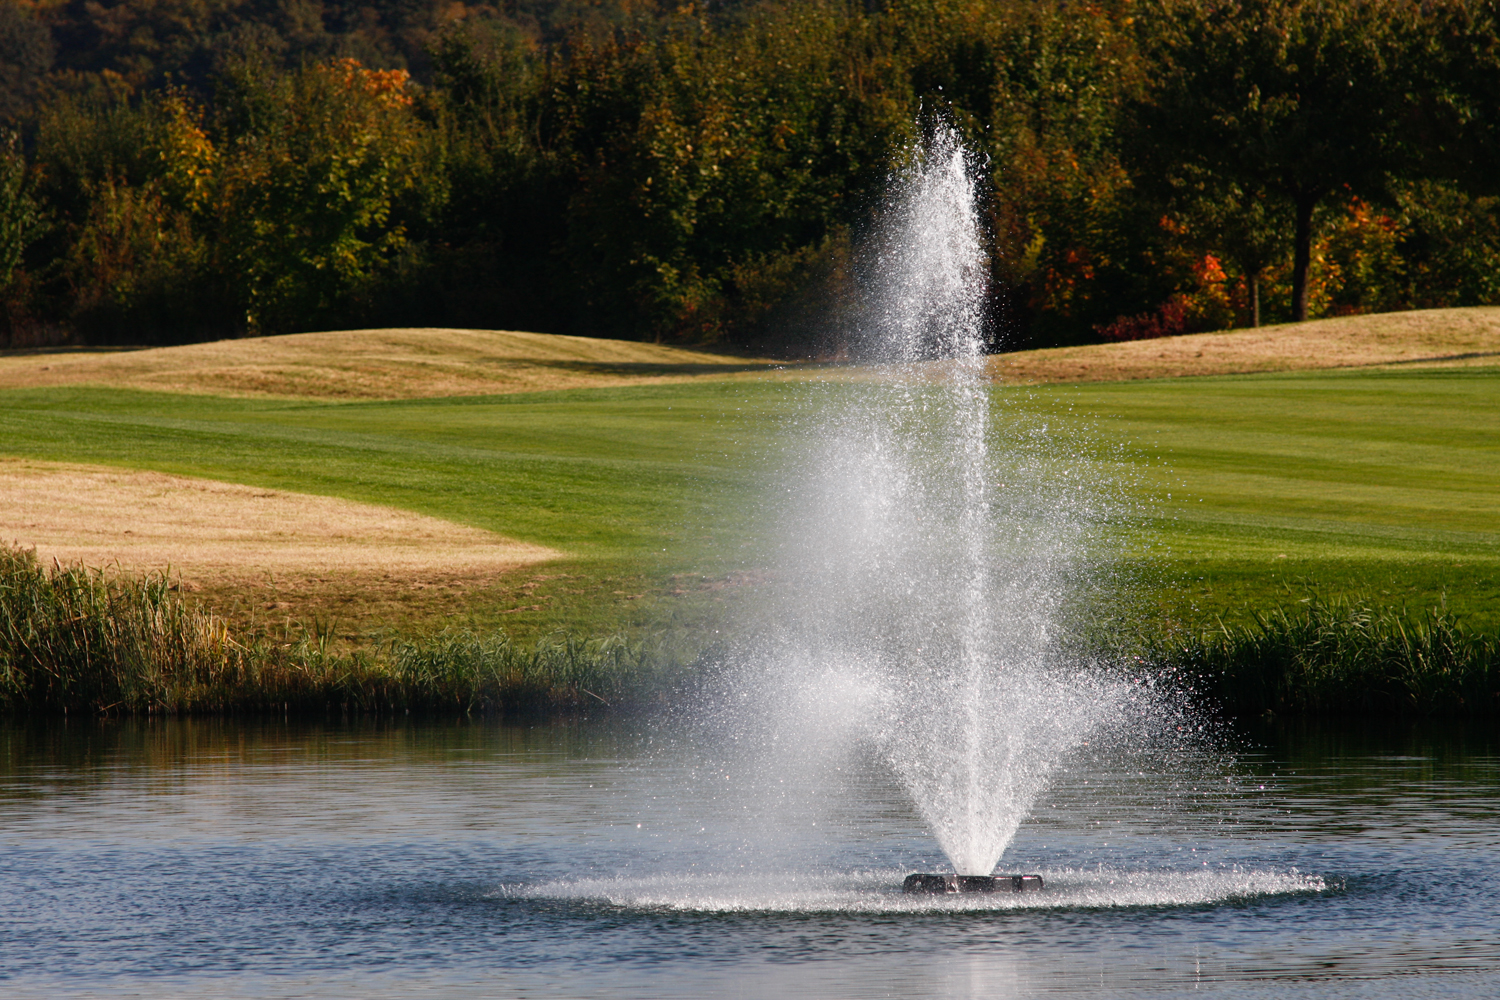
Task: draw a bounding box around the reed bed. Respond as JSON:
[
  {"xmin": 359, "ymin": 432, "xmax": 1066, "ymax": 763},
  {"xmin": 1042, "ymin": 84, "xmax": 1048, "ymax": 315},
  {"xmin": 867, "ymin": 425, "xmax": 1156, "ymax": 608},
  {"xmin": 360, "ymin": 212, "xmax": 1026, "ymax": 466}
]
[
  {"xmin": 1155, "ymin": 597, "xmax": 1500, "ymax": 717},
  {"xmin": 0, "ymin": 547, "xmax": 688, "ymax": 716},
  {"xmin": 5, "ymin": 546, "xmax": 1496, "ymax": 717}
]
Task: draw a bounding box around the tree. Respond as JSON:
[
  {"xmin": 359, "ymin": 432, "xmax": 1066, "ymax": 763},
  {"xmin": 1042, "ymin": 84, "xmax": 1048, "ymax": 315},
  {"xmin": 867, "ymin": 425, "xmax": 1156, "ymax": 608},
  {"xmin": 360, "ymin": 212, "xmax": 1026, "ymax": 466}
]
[
  {"xmin": 0, "ymin": 130, "xmax": 43, "ymax": 288},
  {"xmin": 215, "ymin": 58, "xmax": 420, "ymax": 332},
  {"xmin": 542, "ymin": 3, "xmax": 899, "ymax": 342},
  {"xmin": 0, "ymin": 0, "xmax": 53, "ymax": 122},
  {"xmin": 1130, "ymin": 0, "xmax": 1418, "ymax": 322},
  {"xmin": 1417, "ymin": 0, "xmax": 1500, "ymax": 197}
]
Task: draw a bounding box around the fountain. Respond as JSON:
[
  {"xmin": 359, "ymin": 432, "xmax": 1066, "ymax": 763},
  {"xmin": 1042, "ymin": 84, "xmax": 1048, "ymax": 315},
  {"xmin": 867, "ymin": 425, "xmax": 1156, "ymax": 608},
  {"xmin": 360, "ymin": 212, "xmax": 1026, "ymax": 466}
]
[
  {"xmin": 902, "ymin": 874, "xmax": 1045, "ymax": 895},
  {"xmin": 710, "ymin": 121, "xmax": 1174, "ymax": 892}
]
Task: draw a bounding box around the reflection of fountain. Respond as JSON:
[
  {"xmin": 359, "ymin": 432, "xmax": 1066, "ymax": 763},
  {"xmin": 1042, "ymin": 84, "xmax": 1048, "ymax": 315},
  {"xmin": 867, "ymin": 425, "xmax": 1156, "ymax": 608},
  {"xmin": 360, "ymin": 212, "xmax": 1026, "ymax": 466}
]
[{"xmin": 723, "ymin": 122, "xmax": 1173, "ymax": 880}]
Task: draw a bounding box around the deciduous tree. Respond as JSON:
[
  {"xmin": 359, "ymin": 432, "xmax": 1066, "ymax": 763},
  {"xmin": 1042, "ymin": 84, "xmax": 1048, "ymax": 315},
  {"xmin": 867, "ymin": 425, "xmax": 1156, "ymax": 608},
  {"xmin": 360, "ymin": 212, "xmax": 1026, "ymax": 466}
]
[{"xmin": 1129, "ymin": 0, "xmax": 1418, "ymax": 322}]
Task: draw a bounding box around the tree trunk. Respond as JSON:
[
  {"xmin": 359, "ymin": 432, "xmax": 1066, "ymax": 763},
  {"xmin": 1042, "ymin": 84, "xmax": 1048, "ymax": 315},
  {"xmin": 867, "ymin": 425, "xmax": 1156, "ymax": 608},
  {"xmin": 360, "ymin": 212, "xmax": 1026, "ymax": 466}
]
[
  {"xmin": 1291, "ymin": 194, "xmax": 1317, "ymax": 323},
  {"xmin": 1251, "ymin": 273, "xmax": 1261, "ymax": 328}
]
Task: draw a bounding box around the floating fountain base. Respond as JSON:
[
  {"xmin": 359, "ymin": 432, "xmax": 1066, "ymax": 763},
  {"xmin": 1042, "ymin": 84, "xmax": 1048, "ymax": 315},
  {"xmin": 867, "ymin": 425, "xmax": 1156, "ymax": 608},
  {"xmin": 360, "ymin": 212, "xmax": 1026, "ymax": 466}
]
[{"xmin": 903, "ymin": 874, "xmax": 1044, "ymax": 894}]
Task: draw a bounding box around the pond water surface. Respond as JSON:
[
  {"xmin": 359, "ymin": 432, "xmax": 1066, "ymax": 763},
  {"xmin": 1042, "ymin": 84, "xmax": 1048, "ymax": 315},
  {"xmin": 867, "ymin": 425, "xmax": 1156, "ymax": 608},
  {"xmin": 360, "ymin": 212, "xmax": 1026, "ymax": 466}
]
[{"xmin": 1, "ymin": 715, "xmax": 1496, "ymax": 998}]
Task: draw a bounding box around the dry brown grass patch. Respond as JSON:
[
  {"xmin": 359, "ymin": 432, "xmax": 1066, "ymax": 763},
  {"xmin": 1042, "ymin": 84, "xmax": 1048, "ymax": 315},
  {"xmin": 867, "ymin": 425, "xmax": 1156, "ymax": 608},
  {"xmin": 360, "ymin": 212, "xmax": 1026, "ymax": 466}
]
[
  {"xmin": 0, "ymin": 458, "xmax": 561, "ymax": 590},
  {"xmin": 987, "ymin": 307, "xmax": 1500, "ymax": 384},
  {"xmin": 6, "ymin": 310, "xmax": 1495, "ymax": 400},
  {"xmin": 0, "ymin": 327, "xmax": 791, "ymax": 400}
]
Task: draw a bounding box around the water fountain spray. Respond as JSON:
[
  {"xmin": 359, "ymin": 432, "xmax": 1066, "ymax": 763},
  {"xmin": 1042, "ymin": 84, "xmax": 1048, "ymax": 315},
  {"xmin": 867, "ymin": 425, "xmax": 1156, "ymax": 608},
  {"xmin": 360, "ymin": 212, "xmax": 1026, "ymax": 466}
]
[{"xmin": 732, "ymin": 121, "xmax": 1146, "ymax": 893}]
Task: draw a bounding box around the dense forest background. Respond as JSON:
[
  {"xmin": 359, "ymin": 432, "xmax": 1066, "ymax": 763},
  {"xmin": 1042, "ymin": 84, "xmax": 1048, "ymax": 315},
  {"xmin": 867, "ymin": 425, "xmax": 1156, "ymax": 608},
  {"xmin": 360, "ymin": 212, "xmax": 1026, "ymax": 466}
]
[{"xmin": 0, "ymin": 0, "xmax": 1496, "ymax": 352}]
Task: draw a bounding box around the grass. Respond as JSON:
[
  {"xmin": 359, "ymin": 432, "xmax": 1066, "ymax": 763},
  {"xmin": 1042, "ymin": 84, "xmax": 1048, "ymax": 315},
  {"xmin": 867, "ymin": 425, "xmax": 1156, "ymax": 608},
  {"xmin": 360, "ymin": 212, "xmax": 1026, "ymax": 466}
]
[
  {"xmin": 6, "ymin": 545, "xmax": 1491, "ymax": 717},
  {"xmin": 0, "ymin": 380, "xmax": 787, "ymax": 642},
  {"xmin": 1044, "ymin": 366, "xmax": 1500, "ymax": 630},
  {"xmin": 0, "ymin": 327, "xmax": 794, "ymax": 399},
  {"xmin": 1, "ymin": 366, "xmax": 1496, "ymax": 635},
  {"xmin": 0, "ymin": 544, "xmax": 247, "ymax": 712},
  {"xmin": 1146, "ymin": 596, "xmax": 1499, "ymax": 716},
  {"xmin": 0, "ymin": 546, "xmax": 694, "ymax": 715},
  {"xmin": 0, "ymin": 382, "xmax": 774, "ymax": 556},
  {"xmin": 0, "ymin": 324, "xmax": 1495, "ymax": 715}
]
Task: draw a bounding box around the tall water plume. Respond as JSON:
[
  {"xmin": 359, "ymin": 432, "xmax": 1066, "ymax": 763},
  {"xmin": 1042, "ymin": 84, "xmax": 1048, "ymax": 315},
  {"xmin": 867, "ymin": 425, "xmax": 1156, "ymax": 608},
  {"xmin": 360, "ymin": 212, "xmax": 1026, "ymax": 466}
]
[{"xmin": 732, "ymin": 123, "xmax": 1144, "ymax": 876}]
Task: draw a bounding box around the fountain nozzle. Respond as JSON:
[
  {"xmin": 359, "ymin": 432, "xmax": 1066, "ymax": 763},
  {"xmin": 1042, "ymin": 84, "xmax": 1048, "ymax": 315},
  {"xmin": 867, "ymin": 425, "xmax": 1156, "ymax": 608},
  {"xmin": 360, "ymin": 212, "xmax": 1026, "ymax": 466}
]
[{"xmin": 902, "ymin": 874, "xmax": 1044, "ymax": 894}]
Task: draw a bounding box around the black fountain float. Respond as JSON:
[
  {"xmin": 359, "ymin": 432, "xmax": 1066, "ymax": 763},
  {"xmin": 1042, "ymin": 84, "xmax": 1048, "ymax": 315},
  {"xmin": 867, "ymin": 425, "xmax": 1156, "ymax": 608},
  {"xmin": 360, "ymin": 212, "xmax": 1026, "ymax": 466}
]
[{"xmin": 903, "ymin": 874, "xmax": 1044, "ymax": 894}]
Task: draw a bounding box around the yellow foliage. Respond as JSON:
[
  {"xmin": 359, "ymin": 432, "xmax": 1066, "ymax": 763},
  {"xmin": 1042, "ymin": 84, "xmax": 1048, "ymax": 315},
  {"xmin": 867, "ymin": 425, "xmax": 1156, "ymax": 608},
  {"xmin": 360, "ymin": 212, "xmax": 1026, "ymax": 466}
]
[{"xmin": 157, "ymin": 92, "xmax": 216, "ymax": 213}]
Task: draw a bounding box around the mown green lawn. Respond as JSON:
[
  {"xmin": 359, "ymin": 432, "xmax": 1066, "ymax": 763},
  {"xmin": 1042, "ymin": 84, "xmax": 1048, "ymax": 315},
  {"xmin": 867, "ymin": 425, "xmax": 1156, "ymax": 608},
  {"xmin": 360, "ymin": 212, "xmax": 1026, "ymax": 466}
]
[
  {"xmin": 1048, "ymin": 366, "xmax": 1500, "ymax": 629},
  {"xmin": 0, "ymin": 381, "xmax": 790, "ymax": 640},
  {"xmin": 1, "ymin": 365, "xmax": 1495, "ymax": 638},
  {"xmin": 0, "ymin": 383, "xmax": 777, "ymax": 554}
]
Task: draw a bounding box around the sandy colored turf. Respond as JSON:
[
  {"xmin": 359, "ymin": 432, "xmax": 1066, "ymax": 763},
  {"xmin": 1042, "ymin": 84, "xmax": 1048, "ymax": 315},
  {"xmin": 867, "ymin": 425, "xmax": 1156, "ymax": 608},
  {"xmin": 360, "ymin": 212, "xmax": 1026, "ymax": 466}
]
[
  {"xmin": 987, "ymin": 307, "xmax": 1500, "ymax": 384},
  {"xmin": 3, "ymin": 309, "xmax": 1497, "ymax": 400},
  {"xmin": 0, "ymin": 458, "xmax": 561, "ymax": 586},
  {"xmin": 0, "ymin": 327, "xmax": 786, "ymax": 400}
]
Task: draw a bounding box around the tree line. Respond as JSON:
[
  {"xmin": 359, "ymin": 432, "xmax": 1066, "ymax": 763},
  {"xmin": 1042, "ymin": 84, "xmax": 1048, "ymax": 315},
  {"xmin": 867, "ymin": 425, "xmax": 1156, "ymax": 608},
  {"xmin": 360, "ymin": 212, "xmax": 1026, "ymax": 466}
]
[{"xmin": 0, "ymin": 0, "xmax": 1496, "ymax": 352}]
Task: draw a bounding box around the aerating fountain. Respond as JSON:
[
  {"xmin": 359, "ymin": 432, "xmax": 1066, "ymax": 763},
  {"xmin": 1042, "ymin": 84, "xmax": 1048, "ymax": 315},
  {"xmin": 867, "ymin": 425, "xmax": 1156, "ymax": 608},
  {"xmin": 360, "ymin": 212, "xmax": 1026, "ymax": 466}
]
[
  {"xmin": 710, "ymin": 120, "xmax": 1175, "ymax": 896},
  {"xmin": 902, "ymin": 874, "xmax": 1045, "ymax": 895}
]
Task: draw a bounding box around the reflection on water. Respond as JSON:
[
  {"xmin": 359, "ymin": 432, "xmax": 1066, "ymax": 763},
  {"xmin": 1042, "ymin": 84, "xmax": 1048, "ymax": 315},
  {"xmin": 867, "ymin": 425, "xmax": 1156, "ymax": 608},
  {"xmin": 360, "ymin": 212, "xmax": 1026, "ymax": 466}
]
[{"xmin": 0, "ymin": 716, "xmax": 1496, "ymax": 998}]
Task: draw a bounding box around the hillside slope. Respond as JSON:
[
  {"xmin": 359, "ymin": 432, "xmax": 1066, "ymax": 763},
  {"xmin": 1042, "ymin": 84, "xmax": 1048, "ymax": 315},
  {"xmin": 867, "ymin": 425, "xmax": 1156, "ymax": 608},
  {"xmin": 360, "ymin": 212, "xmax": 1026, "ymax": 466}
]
[
  {"xmin": 2, "ymin": 308, "xmax": 1497, "ymax": 399},
  {"xmin": 990, "ymin": 307, "xmax": 1500, "ymax": 384},
  {"xmin": 0, "ymin": 328, "xmax": 784, "ymax": 400}
]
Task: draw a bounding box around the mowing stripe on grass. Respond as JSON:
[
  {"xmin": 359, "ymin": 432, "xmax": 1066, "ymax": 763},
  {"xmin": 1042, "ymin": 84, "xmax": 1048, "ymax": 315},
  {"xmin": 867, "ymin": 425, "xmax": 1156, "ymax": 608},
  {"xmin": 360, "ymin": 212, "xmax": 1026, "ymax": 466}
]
[{"xmin": 1, "ymin": 368, "xmax": 1495, "ymax": 633}]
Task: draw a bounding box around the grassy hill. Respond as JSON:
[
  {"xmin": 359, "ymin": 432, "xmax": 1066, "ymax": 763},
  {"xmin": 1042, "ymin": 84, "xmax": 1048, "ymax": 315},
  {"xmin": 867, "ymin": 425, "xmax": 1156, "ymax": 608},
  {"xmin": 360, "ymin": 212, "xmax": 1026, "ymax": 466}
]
[
  {"xmin": 1, "ymin": 313, "xmax": 1496, "ymax": 645},
  {"xmin": 989, "ymin": 306, "xmax": 1500, "ymax": 384},
  {"xmin": 3, "ymin": 306, "xmax": 1494, "ymax": 398},
  {"xmin": 0, "ymin": 328, "xmax": 790, "ymax": 399}
]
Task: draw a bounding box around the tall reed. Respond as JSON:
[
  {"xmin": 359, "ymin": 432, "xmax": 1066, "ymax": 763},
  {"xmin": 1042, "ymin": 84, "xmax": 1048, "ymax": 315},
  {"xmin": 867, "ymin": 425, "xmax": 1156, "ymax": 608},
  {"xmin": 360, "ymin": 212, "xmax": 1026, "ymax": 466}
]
[
  {"xmin": 0, "ymin": 546, "xmax": 249, "ymax": 712},
  {"xmin": 1157, "ymin": 597, "xmax": 1499, "ymax": 716},
  {"xmin": 9, "ymin": 546, "xmax": 1495, "ymax": 717},
  {"xmin": 0, "ymin": 546, "xmax": 691, "ymax": 716}
]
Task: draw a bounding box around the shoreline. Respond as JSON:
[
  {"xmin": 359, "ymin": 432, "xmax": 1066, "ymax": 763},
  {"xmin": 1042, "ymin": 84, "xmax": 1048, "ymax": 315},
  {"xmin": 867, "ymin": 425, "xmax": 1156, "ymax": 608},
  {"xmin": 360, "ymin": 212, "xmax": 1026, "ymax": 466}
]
[{"xmin": 2, "ymin": 547, "xmax": 1493, "ymax": 721}]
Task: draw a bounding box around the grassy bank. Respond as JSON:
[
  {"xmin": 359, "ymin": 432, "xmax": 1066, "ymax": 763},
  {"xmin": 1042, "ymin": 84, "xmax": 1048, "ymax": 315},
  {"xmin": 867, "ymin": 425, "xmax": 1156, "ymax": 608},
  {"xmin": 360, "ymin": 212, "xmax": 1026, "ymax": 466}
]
[
  {"xmin": 1148, "ymin": 597, "xmax": 1499, "ymax": 717},
  {"xmin": 5, "ymin": 547, "xmax": 1493, "ymax": 718},
  {"xmin": 988, "ymin": 306, "xmax": 1500, "ymax": 385},
  {"xmin": 0, "ymin": 547, "xmax": 694, "ymax": 716},
  {"xmin": 5, "ymin": 309, "xmax": 1494, "ymax": 399},
  {"xmin": 0, "ymin": 328, "xmax": 792, "ymax": 400}
]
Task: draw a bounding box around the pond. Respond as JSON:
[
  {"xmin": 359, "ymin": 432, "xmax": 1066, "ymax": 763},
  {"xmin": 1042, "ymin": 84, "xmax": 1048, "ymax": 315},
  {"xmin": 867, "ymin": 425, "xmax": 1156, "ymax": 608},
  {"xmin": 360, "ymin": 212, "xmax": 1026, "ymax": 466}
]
[{"xmin": 1, "ymin": 715, "xmax": 1496, "ymax": 998}]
